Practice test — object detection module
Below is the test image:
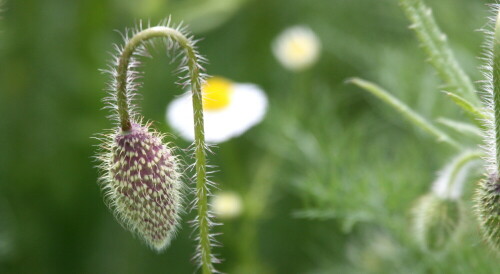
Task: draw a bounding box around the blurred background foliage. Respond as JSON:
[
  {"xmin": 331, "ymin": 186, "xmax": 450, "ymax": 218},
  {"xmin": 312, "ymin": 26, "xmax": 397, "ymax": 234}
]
[{"xmin": 0, "ymin": 0, "xmax": 497, "ymax": 273}]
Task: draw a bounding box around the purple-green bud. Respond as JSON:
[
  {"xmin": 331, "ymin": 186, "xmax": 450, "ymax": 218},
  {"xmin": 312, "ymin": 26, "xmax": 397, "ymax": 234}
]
[
  {"xmin": 475, "ymin": 175, "xmax": 500, "ymax": 252},
  {"xmin": 102, "ymin": 122, "xmax": 181, "ymax": 251}
]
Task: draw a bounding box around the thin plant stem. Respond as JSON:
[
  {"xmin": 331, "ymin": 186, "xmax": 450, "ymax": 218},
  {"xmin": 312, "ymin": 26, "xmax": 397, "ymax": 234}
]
[
  {"xmin": 348, "ymin": 78, "xmax": 461, "ymax": 149},
  {"xmin": 442, "ymin": 151, "xmax": 482, "ymax": 198},
  {"xmin": 292, "ymin": 70, "xmax": 311, "ymax": 120},
  {"xmin": 444, "ymin": 92, "xmax": 487, "ymax": 122},
  {"xmin": 399, "ymin": 0, "xmax": 481, "ymax": 108},
  {"xmin": 115, "ymin": 26, "xmax": 214, "ymax": 274},
  {"xmin": 238, "ymin": 155, "xmax": 280, "ymax": 273},
  {"xmin": 436, "ymin": 118, "xmax": 482, "ymax": 138},
  {"xmin": 493, "ymin": 11, "xmax": 500, "ymax": 173}
]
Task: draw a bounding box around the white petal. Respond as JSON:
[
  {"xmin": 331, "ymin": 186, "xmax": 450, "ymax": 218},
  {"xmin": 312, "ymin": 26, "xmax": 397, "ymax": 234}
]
[{"xmin": 167, "ymin": 83, "xmax": 268, "ymax": 143}]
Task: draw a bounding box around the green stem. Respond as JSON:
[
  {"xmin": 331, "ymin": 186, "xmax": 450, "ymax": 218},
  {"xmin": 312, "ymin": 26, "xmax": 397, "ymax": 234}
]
[
  {"xmin": 238, "ymin": 155, "xmax": 280, "ymax": 273},
  {"xmin": 436, "ymin": 118, "xmax": 481, "ymax": 138},
  {"xmin": 348, "ymin": 78, "xmax": 461, "ymax": 149},
  {"xmin": 442, "ymin": 151, "xmax": 482, "ymax": 199},
  {"xmin": 399, "ymin": 0, "xmax": 481, "ymax": 107},
  {"xmin": 443, "ymin": 92, "xmax": 487, "ymax": 122},
  {"xmin": 493, "ymin": 11, "xmax": 500, "ymax": 173},
  {"xmin": 116, "ymin": 26, "xmax": 213, "ymax": 274},
  {"xmin": 291, "ymin": 71, "xmax": 311, "ymax": 120}
]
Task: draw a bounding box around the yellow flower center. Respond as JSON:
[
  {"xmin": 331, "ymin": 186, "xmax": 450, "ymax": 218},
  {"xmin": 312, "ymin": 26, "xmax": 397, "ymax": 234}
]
[
  {"xmin": 288, "ymin": 39, "xmax": 308, "ymax": 58},
  {"xmin": 202, "ymin": 77, "xmax": 234, "ymax": 111}
]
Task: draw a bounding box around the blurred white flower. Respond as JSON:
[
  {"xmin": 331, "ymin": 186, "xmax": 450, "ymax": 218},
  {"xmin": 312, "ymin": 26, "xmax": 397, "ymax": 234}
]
[
  {"xmin": 167, "ymin": 76, "xmax": 268, "ymax": 143},
  {"xmin": 211, "ymin": 191, "xmax": 243, "ymax": 219},
  {"xmin": 272, "ymin": 25, "xmax": 321, "ymax": 71}
]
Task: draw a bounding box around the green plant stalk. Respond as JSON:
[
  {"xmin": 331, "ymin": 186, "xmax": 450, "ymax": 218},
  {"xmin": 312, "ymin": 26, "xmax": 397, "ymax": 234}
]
[
  {"xmin": 348, "ymin": 78, "xmax": 460, "ymax": 149},
  {"xmin": 291, "ymin": 70, "xmax": 312, "ymax": 120},
  {"xmin": 444, "ymin": 92, "xmax": 487, "ymax": 122},
  {"xmin": 436, "ymin": 118, "xmax": 481, "ymax": 138},
  {"xmin": 116, "ymin": 26, "xmax": 213, "ymax": 274},
  {"xmin": 239, "ymin": 155, "xmax": 280, "ymax": 273},
  {"xmin": 444, "ymin": 151, "xmax": 482, "ymax": 197},
  {"xmin": 494, "ymin": 12, "xmax": 500, "ymax": 173},
  {"xmin": 474, "ymin": 6, "xmax": 500, "ymax": 255},
  {"xmin": 399, "ymin": 0, "xmax": 481, "ymax": 107}
]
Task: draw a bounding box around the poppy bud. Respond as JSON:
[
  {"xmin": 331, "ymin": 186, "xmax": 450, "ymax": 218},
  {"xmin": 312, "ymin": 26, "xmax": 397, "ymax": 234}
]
[
  {"xmin": 413, "ymin": 194, "xmax": 462, "ymax": 251},
  {"xmin": 102, "ymin": 122, "xmax": 182, "ymax": 251},
  {"xmin": 475, "ymin": 175, "xmax": 500, "ymax": 251}
]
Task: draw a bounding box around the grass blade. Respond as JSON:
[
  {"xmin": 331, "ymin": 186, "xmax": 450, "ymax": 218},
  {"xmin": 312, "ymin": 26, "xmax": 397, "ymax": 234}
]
[
  {"xmin": 444, "ymin": 92, "xmax": 487, "ymax": 121},
  {"xmin": 348, "ymin": 78, "xmax": 460, "ymax": 149},
  {"xmin": 436, "ymin": 117, "xmax": 482, "ymax": 138}
]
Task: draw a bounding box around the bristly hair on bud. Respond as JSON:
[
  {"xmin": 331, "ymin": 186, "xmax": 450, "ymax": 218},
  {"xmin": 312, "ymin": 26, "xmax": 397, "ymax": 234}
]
[
  {"xmin": 476, "ymin": 175, "xmax": 500, "ymax": 251},
  {"xmin": 95, "ymin": 19, "xmax": 218, "ymax": 272},
  {"xmin": 97, "ymin": 120, "xmax": 182, "ymax": 251},
  {"xmin": 476, "ymin": 4, "xmax": 500, "ymax": 253}
]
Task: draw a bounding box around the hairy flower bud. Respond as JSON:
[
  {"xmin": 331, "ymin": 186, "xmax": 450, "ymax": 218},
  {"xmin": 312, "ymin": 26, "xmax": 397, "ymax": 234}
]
[
  {"xmin": 412, "ymin": 194, "xmax": 462, "ymax": 251},
  {"xmin": 100, "ymin": 122, "xmax": 182, "ymax": 251},
  {"xmin": 97, "ymin": 23, "xmax": 217, "ymax": 269},
  {"xmin": 475, "ymin": 175, "xmax": 500, "ymax": 251}
]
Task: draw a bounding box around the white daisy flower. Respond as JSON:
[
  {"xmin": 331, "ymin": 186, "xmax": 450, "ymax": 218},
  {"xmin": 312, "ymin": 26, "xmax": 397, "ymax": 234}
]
[
  {"xmin": 272, "ymin": 25, "xmax": 321, "ymax": 71},
  {"xmin": 167, "ymin": 76, "xmax": 268, "ymax": 143},
  {"xmin": 210, "ymin": 191, "xmax": 243, "ymax": 219}
]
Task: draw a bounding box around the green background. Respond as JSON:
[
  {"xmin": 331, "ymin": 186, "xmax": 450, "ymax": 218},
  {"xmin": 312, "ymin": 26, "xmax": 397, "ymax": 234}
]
[{"xmin": 0, "ymin": 0, "xmax": 496, "ymax": 273}]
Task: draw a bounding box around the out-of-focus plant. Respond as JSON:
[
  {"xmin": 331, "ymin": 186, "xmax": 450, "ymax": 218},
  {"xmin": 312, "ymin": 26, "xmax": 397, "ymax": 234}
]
[
  {"xmin": 348, "ymin": 0, "xmax": 500, "ymax": 253},
  {"xmin": 272, "ymin": 26, "xmax": 321, "ymax": 72},
  {"xmin": 0, "ymin": 198, "xmax": 14, "ymax": 263},
  {"xmin": 210, "ymin": 191, "xmax": 243, "ymax": 219},
  {"xmin": 95, "ymin": 20, "xmax": 218, "ymax": 273},
  {"xmin": 115, "ymin": 0, "xmax": 249, "ymax": 33},
  {"xmin": 412, "ymin": 151, "xmax": 480, "ymax": 251},
  {"xmin": 0, "ymin": 0, "xmax": 14, "ymax": 266},
  {"xmin": 173, "ymin": 0, "xmax": 249, "ymax": 33}
]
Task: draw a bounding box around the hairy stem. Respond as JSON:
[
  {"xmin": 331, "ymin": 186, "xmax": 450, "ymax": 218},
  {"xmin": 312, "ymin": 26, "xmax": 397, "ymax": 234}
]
[
  {"xmin": 494, "ymin": 11, "xmax": 500, "ymax": 173},
  {"xmin": 399, "ymin": 0, "xmax": 481, "ymax": 108},
  {"xmin": 115, "ymin": 26, "xmax": 213, "ymax": 273}
]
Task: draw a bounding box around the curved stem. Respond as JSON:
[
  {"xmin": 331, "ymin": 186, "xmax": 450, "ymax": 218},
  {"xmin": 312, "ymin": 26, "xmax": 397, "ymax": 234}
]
[
  {"xmin": 116, "ymin": 26, "xmax": 213, "ymax": 273},
  {"xmin": 441, "ymin": 151, "xmax": 482, "ymax": 199}
]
